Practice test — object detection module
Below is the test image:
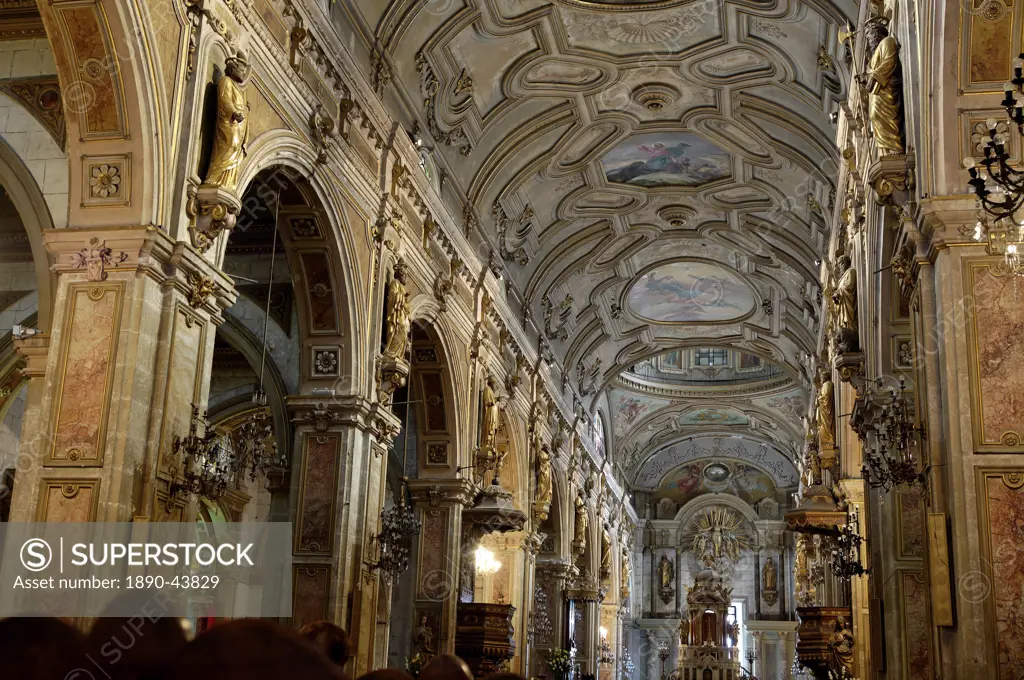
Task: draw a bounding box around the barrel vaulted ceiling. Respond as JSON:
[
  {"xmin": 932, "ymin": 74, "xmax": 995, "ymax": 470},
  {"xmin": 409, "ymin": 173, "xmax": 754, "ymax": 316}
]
[{"xmin": 343, "ymin": 0, "xmax": 856, "ymax": 474}]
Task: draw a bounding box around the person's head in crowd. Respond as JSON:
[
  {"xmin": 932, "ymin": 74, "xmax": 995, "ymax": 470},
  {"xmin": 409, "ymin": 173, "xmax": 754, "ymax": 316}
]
[
  {"xmin": 300, "ymin": 620, "xmax": 354, "ymax": 668},
  {"xmin": 358, "ymin": 670, "xmax": 414, "ymax": 680},
  {"xmin": 167, "ymin": 619, "xmax": 343, "ymax": 680},
  {"xmin": 418, "ymin": 654, "xmax": 474, "ymax": 680},
  {"xmin": 482, "ymin": 672, "xmax": 524, "ymax": 680},
  {"xmin": 0, "ymin": 616, "xmax": 87, "ymax": 679},
  {"xmin": 86, "ymin": 611, "xmax": 188, "ymax": 680}
]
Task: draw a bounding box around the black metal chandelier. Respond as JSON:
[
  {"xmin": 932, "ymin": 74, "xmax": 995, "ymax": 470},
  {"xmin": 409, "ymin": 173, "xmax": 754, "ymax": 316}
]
[
  {"xmin": 830, "ymin": 507, "xmax": 868, "ymax": 581},
  {"xmin": 861, "ymin": 378, "xmax": 927, "ymax": 492},
  {"xmin": 967, "ymin": 55, "xmax": 1024, "ymax": 220},
  {"xmin": 371, "ymin": 486, "xmax": 421, "ymax": 583},
  {"xmin": 171, "ymin": 404, "xmax": 232, "ymax": 502}
]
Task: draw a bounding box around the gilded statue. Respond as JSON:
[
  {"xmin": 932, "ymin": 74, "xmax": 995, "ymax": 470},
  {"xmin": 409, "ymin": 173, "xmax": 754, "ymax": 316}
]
[
  {"xmin": 573, "ymin": 493, "xmax": 589, "ymax": 548},
  {"xmin": 204, "ymin": 55, "xmax": 250, "ymax": 191},
  {"xmin": 828, "ymin": 617, "xmax": 855, "ymax": 676},
  {"xmin": 679, "ymin": 616, "xmax": 689, "ymax": 645},
  {"xmin": 658, "ymin": 554, "xmax": 674, "ymax": 590},
  {"xmin": 832, "ymin": 255, "xmax": 858, "ymax": 352},
  {"xmin": 601, "ymin": 528, "xmax": 612, "ymax": 577},
  {"xmin": 621, "ymin": 551, "xmax": 631, "ymax": 596},
  {"xmin": 803, "ymin": 443, "xmax": 822, "ymax": 488},
  {"xmin": 381, "ymin": 261, "xmax": 412, "ymax": 362},
  {"xmin": 817, "ymin": 378, "xmax": 836, "ymax": 449},
  {"xmin": 762, "ymin": 556, "xmax": 778, "ymax": 591},
  {"xmin": 535, "ymin": 443, "xmax": 552, "ymax": 507},
  {"xmin": 864, "ymin": 20, "xmax": 904, "ymax": 156},
  {"xmin": 479, "ymin": 376, "xmax": 502, "ymax": 455},
  {"xmin": 690, "ymin": 507, "xmax": 748, "ymax": 567}
]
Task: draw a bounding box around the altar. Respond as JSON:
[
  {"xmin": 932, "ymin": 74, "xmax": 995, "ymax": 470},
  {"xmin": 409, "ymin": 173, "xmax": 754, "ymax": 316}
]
[{"xmin": 677, "ymin": 569, "xmax": 742, "ymax": 680}]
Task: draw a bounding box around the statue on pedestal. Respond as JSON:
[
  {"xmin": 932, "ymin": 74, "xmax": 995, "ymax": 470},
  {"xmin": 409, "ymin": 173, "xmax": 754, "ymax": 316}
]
[
  {"xmin": 659, "ymin": 554, "xmax": 674, "ymax": 590},
  {"xmin": 479, "ymin": 377, "xmax": 502, "ymax": 457},
  {"xmin": 832, "ymin": 255, "xmax": 859, "ymax": 353},
  {"xmin": 535, "ymin": 444, "xmax": 552, "ymax": 507},
  {"xmin": 573, "ymin": 493, "xmax": 589, "ymax": 552},
  {"xmin": 817, "ymin": 377, "xmax": 836, "ymax": 449}
]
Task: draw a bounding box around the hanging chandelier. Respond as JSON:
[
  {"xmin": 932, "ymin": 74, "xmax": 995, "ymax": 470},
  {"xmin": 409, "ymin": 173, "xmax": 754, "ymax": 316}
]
[
  {"xmin": 861, "ymin": 378, "xmax": 927, "ymax": 492},
  {"xmin": 966, "ymin": 55, "xmax": 1024, "ymax": 267},
  {"xmin": 233, "ymin": 390, "xmax": 282, "ymax": 483},
  {"xmin": 830, "ymin": 507, "xmax": 868, "ymax": 581},
  {"xmin": 171, "ymin": 404, "xmax": 232, "ymax": 503},
  {"xmin": 371, "ymin": 488, "xmax": 421, "ymax": 582}
]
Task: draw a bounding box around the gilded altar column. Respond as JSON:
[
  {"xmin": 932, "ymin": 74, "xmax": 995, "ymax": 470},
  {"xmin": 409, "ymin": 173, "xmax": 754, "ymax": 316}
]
[{"xmin": 9, "ymin": 227, "xmax": 234, "ymax": 523}]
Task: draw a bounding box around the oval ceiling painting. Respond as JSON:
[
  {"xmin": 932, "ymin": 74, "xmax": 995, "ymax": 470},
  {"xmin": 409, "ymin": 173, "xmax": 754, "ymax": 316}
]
[
  {"xmin": 601, "ymin": 132, "xmax": 731, "ymax": 188},
  {"xmin": 626, "ymin": 261, "xmax": 756, "ymax": 323}
]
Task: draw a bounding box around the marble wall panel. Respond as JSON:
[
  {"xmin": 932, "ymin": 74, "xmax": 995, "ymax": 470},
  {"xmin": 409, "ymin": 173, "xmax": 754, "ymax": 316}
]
[
  {"xmin": 968, "ymin": 263, "xmax": 1024, "ymax": 448},
  {"xmin": 897, "ymin": 487, "xmax": 924, "ymax": 559},
  {"xmin": 48, "ymin": 283, "xmax": 122, "ymax": 466},
  {"xmin": 965, "ymin": 1, "xmax": 1015, "ymax": 88},
  {"xmin": 295, "ymin": 434, "xmax": 340, "ymax": 555},
  {"xmin": 417, "ymin": 507, "xmax": 449, "ymax": 600},
  {"xmin": 899, "ymin": 570, "xmax": 932, "ymax": 680},
  {"xmin": 36, "ymin": 477, "xmax": 98, "ymax": 521},
  {"xmin": 980, "ymin": 471, "xmax": 1024, "ymax": 679},
  {"xmin": 292, "ymin": 564, "xmax": 330, "ymax": 630}
]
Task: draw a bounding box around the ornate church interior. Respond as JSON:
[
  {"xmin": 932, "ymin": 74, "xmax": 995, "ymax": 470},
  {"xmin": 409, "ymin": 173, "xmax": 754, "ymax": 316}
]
[{"xmin": 0, "ymin": 0, "xmax": 1021, "ymax": 678}]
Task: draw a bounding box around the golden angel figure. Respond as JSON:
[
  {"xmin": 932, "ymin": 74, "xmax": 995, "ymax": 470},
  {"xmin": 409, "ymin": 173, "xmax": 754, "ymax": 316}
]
[{"xmin": 204, "ymin": 56, "xmax": 250, "ymax": 191}]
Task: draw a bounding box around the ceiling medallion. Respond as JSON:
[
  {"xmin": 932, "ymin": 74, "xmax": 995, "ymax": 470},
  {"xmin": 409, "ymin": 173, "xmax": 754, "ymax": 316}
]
[
  {"xmin": 555, "ymin": 0, "xmax": 694, "ymax": 10},
  {"xmin": 631, "ymin": 83, "xmax": 679, "ymax": 112},
  {"xmin": 657, "ymin": 205, "xmax": 696, "ymax": 228}
]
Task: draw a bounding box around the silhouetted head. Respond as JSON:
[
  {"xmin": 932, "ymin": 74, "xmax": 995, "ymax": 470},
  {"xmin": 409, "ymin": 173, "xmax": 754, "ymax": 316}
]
[
  {"xmin": 167, "ymin": 619, "xmax": 341, "ymax": 680},
  {"xmin": 0, "ymin": 616, "xmax": 87, "ymax": 680},
  {"xmin": 418, "ymin": 654, "xmax": 473, "ymax": 680},
  {"xmin": 299, "ymin": 620, "xmax": 354, "ymax": 668}
]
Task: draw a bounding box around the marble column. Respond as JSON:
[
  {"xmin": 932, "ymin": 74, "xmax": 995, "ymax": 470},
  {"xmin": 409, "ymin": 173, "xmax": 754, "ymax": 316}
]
[
  {"xmin": 407, "ymin": 477, "xmax": 476, "ymax": 656},
  {"xmin": 10, "ymin": 227, "xmax": 234, "ymax": 523}
]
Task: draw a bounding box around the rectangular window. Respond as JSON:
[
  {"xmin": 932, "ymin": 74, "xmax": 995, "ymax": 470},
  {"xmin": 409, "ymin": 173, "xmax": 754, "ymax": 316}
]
[{"xmin": 694, "ymin": 348, "xmax": 729, "ymax": 366}]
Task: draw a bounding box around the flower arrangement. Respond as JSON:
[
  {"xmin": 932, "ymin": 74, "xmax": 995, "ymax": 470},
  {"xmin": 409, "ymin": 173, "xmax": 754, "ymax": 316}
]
[
  {"xmin": 407, "ymin": 652, "xmax": 432, "ymax": 677},
  {"xmin": 547, "ymin": 648, "xmax": 574, "ymax": 676}
]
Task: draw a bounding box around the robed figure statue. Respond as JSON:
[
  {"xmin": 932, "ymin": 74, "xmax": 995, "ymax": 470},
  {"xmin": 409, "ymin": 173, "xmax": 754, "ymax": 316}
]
[
  {"xmin": 864, "ymin": 20, "xmax": 905, "ymax": 155},
  {"xmin": 204, "ymin": 56, "xmax": 250, "ymax": 190},
  {"xmin": 382, "ymin": 262, "xmax": 412, "ymax": 362}
]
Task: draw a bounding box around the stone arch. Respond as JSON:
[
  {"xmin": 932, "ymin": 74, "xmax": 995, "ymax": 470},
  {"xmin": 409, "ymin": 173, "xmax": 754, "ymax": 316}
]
[
  {"xmin": 228, "ymin": 164, "xmax": 362, "ymax": 392},
  {"xmin": 0, "ymin": 137, "xmax": 55, "ymax": 331},
  {"xmin": 36, "ymin": 0, "xmax": 164, "ymax": 226}
]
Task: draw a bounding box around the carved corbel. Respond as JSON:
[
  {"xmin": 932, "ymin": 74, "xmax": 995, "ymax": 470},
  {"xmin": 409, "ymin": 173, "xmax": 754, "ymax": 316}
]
[
  {"xmin": 310, "ymin": 105, "xmax": 337, "ymax": 165},
  {"xmin": 186, "ymin": 184, "xmax": 240, "ymax": 252},
  {"xmin": 867, "ymin": 154, "xmax": 914, "ymax": 206},
  {"xmin": 542, "ymin": 293, "xmax": 573, "ymax": 342},
  {"xmin": 186, "ymin": 271, "xmax": 216, "ymax": 309},
  {"xmin": 301, "ymin": 402, "xmax": 344, "ymax": 432}
]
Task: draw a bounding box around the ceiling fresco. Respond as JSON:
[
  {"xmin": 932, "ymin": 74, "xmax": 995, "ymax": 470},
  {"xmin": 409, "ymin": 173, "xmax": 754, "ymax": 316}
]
[
  {"xmin": 626, "ymin": 261, "xmax": 757, "ymax": 323},
  {"xmin": 631, "ymin": 435, "xmax": 799, "ymax": 488},
  {"xmin": 601, "ymin": 133, "xmax": 731, "ymax": 188},
  {"xmin": 653, "ymin": 460, "xmax": 778, "ymax": 507},
  {"xmin": 352, "ymin": 0, "xmax": 854, "ymax": 492}
]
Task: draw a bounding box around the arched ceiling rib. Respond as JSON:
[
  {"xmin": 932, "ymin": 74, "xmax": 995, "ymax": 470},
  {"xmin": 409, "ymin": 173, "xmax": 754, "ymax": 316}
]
[{"xmin": 352, "ymin": 0, "xmax": 854, "ymax": 474}]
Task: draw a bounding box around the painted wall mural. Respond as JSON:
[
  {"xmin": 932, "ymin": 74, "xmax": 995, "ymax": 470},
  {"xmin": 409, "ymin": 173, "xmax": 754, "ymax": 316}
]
[
  {"xmin": 626, "ymin": 261, "xmax": 756, "ymax": 323},
  {"xmin": 601, "ymin": 132, "xmax": 730, "ymax": 187},
  {"xmin": 654, "ymin": 460, "xmax": 776, "ymax": 506}
]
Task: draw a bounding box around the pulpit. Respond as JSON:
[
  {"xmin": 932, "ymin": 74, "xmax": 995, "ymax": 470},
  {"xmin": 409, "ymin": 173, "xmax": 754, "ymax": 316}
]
[{"xmin": 455, "ymin": 602, "xmax": 516, "ymax": 678}]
